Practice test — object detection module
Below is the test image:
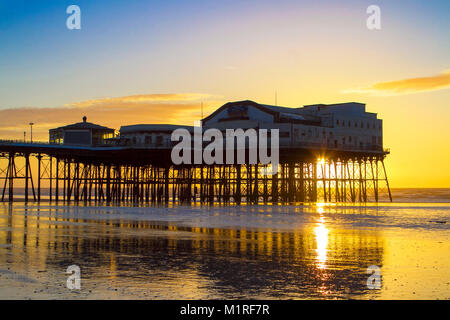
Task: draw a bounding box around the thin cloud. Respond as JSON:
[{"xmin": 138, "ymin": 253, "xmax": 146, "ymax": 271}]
[
  {"xmin": 0, "ymin": 93, "xmax": 222, "ymax": 141},
  {"xmin": 343, "ymin": 70, "xmax": 450, "ymax": 96},
  {"xmin": 66, "ymin": 93, "xmax": 213, "ymax": 108}
]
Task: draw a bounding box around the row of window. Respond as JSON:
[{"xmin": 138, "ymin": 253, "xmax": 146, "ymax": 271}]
[
  {"xmin": 293, "ymin": 128, "xmax": 382, "ymax": 145},
  {"xmin": 336, "ymin": 119, "xmax": 381, "ymax": 130},
  {"xmin": 294, "ymin": 128, "xmax": 334, "ymax": 138},
  {"xmin": 129, "ymin": 135, "xmax": 165, "ymax": 145},
  {"xmin": 343, "ymin": 136, "xmax": 382, "ymax": 145}
]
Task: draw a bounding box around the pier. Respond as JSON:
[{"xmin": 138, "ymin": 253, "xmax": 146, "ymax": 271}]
[{"xmin": 0, "ymin": 140, "xmax": 391, "ymax": 204}]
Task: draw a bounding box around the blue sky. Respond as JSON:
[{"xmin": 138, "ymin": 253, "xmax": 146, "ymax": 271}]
[{"xmin": 0, "ymin": 0, "xmax": 448, "ymax": 108}]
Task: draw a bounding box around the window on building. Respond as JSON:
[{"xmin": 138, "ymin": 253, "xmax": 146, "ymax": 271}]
[
  {"xmin": 156, "ymin": 135, "xmax": 163, "ymax": 146},
  {"xmin": 145, "ymin": 136, "xmax": 152, "ymax": 144}
]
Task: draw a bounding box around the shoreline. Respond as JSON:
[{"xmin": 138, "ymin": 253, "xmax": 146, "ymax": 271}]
[{"xmin": 0, "ymin": 201, "xmax": 449, "ymax": 300}]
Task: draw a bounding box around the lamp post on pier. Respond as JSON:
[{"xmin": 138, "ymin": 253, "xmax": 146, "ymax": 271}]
[{"xmin": 29, "ymin": 122, "xmax": 34, "ymax": 143}]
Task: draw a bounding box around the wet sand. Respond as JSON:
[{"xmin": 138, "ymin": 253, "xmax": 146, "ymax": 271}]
[{"xmin": 0, "ymin": 201, "xmax": 449, "ymax": 299}]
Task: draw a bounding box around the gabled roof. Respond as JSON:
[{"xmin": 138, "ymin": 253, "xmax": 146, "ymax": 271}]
[
  {"xmin": 52, "ymin": 119, "xmax": 114, "ymax": 131},
  {"xmin": 202, "ymin": 100, "xmax": 319, "ymax": 123},
  {"xmin": 260, "ymin": 104, "xmax": 297, "ymax": 114},
  {"xmin": 202, "ymin": 100, "xmax": 276, "ymax": 123}
]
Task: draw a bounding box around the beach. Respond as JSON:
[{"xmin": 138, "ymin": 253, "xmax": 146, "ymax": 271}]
[{"xmin": 0, "ymin": 189, "xmax": 449, "ymax": 299}]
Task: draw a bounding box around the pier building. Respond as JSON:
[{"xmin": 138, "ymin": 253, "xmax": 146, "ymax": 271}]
[{"xmin": 0, "ymin": 100, "xmax": 391, "ymax": 204}]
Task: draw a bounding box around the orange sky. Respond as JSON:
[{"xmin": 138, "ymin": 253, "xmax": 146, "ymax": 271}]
[
  {"xmin": 1, "ymin": 77, "xmax": 449, "ymax": 189},
  {"xmin": 1, "ymin": 1, "xmax": 449, "ymax": 188}
]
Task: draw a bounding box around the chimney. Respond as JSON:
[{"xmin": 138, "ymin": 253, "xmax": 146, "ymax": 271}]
[{"xmin": 83, "ymin": 116, "xmax": 87, "ymax": 123}]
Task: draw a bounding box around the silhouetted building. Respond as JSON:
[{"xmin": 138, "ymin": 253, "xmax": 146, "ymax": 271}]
[
  {"xmin": 49, "ymin": 116, "xmax": 115, "ymax": 146},
  {"xmin": 202, "ymin": 100, "xmax": 383, "ymax": 151},
  {"xmin": 119, "ymin": 124, "xmax": 193, "ymax": 147}
]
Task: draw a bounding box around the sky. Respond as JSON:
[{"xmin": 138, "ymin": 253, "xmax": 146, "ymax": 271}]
[{"xmin": 0, "ymin": 0, "xmax": 449, "ymax": 187}]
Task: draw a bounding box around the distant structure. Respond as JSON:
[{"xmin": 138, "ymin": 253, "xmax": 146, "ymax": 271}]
[
  {"xmin": 49, "ymin": 116, "xmax": 115, "ymax": 146},
  {"xmin": 202, "ymin": 100, "xmax": 382, "ymax": 151},
  {"xmin": 0, "ymin": 100, "xmax": 391, "ymax": 204},
  {"xmin": 120, "ymin": 100, "xmax": 383, "ymax": 151}
]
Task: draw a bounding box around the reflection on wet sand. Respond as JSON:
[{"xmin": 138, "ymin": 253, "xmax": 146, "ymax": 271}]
[{"xmin": 0, "ymin": 203, "xmax": 386, "ymax": 299}]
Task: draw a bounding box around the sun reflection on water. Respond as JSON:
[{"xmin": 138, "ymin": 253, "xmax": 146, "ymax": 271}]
[{"xmin": 314, "ymin": 204, "xmax": 329, "ymax": 269}]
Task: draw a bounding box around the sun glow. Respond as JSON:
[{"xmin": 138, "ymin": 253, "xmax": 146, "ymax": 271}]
[
  {"xmin": 316, "ymin": 203, "xmax": 325, "ymax": 215},
  {"xmin": 314, "ymin": 204, "xmax": 329, "ymax": 269}
]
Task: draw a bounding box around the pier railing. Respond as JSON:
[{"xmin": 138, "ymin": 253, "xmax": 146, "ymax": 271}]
[
  {"xmin": 0, "ymin": 139, "xmax": 51, "ymax": 145},
  {"xmin": 0, "ymin": 139, "xmax": 389, "ymax": 155}
]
